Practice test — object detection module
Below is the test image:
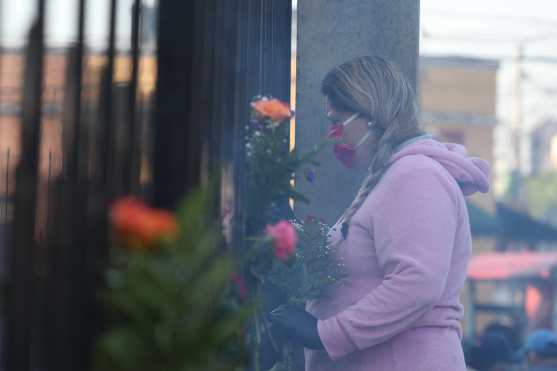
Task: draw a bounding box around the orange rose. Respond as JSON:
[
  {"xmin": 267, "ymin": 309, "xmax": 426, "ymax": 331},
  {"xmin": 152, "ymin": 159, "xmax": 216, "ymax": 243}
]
[
  {"xmin": 251, "ymin": 98, "xmax": 292, "ymax": 123},
  {"xmin": 109, "ymin": 197, "xmax": 178, "ymax": 250}
]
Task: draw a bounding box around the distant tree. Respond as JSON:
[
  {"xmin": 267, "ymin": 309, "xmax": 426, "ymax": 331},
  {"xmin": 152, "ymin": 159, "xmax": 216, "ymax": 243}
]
[{"xmin": 524, "ymin": 171, "xmax": 557, "ymax": 226}]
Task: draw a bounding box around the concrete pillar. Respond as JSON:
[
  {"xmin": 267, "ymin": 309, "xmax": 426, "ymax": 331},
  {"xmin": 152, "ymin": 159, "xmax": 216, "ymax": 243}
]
[{"xmin": 295, "ymin": 0, "xmax": 420, "ymax": 223}]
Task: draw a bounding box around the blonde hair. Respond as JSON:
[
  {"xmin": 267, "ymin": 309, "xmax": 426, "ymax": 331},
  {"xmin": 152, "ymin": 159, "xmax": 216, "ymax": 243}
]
[{"xmin": 321, "ymin": 56, "xmax": 423, "ymax": 238}]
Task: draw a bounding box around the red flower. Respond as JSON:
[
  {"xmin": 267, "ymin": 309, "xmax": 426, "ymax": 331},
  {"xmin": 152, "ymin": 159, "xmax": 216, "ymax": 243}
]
[
  {"xmin": 251, "ymin": 98, "xmax": 293, "ymax": 123},
  {"xmin": 266, "ymin": 220, "xmax": 298, "ymax": 261},
  {"xmin": 109, "ymin": 197, "xmax": 178, "ymax": 250}
]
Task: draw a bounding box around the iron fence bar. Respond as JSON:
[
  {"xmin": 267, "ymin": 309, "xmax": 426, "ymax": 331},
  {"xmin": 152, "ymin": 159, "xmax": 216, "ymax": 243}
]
[
  {"xmin": 68, "ymin": 0, "xmax": 86, "ymax": 180},
  {"xmin": 245, "ymin": 0, "xmax": 261, "ymax": 98},
  {"xmin": 231, "ymin": 0, "xmax": 249, "ymax": 253},
  {"xmin": 5, "ymin": 0, "xmax": 46, "ymax": 369},
  {"xmin": 193, "ymin": 0, "xmax": 216, "ymax": 188},
  {"xmin": 48, "ymin": 4, "xmax": 87, "ymax": 366},
  {"xmin": 0, "ymin": 0, "xmax": 5, "ymax": 229},
  {"xmin": 45, "ymin": 39, "xmax": 88, "ymax": 371},
  {"xmin": 135, "ymin": 93, "xmax": 148, "ymax": 198},
  {"xmin": 0, "ymin": 0, "xmax": 2, "ymax": 125},
  {"xmin": 215, "ymin": 0, "xmax": 238, "ymax": 225},
  {"xmin": 45, "ymin": 151, "xmax": 51, "ymax": 233},
  {"xmin": 99, "ymin": 0, "xmax": 118, "ymax": 190},
  {"xmin": 66, "ymin": 4, "xmax": 89, "ymax": 369},
  {"xmin": 4, "ymin": 149, "xmax": 9, "ymax": 224},
  {"xmin": 125, "ymin": 0, "xmax": 141, "ymax": 193},
  {"xmin": 77, "ymin": 2, "xmax": 119, "ymax": 369},
  {"xmin": 207, "ymin": 0, "xmax": 223, "ymax": 191},
  {"xmin": 153, "ymin": 0, "xmax": 197, "ymax": 209},
  {"xmin": 258, "ymin": 0, "xmax": 264, "ymax": 92}
]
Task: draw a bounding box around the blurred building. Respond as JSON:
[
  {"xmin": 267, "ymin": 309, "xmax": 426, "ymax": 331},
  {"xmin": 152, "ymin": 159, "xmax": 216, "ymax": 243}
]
[
  {"xmin": 419, "ymin": 56, "xmax": 499, "ymax": 213},
  {"xmin": 419, "ymin": 56, "xmax": 503, "ymax": 335},
  {"xmin": 0, "ymin": 49, "xmax": 156, "ymax": 224},
  {"xmin": 531, "ymin": 118, "xmax": 557, "ymax": 175}
]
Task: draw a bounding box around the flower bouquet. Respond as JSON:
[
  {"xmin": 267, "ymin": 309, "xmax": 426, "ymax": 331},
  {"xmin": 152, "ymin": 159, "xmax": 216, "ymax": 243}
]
[
  {"xmin": 268, "ymin": 216, "xmax": 344, "ymax": 306},
  {"xmin": 244, "ymin": 97, "xmax": 343, "ymax": 371},
  {"xmin": 245, "ymin": 96, "xmax": 322, "ymax": 233}
]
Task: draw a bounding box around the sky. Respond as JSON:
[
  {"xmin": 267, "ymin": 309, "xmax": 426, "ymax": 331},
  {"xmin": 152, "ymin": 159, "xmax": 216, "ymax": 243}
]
[
  {"xmin": 0, "ymin": 0, "xmax": 155, "ymax": 49},
  {"xmin": 421, "ymin": 0, "xmax": 557, "ymax": 122}
]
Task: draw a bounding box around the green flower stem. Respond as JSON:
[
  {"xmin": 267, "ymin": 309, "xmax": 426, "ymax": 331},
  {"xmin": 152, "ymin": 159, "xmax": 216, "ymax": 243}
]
[
  {"xmin": 283, "ymin": 342, "xmax": 294, "ymax": 371},
  {"xmin": 259, "ymin": 299, "xmax": 279, "ymax": 353},
  {"xmin": 253, "ymin": 284, "xmax": 262, "ymax": 371},
  {"xmin": 254, "ymin": 319, "xmax": 261, "ymax": 371}
]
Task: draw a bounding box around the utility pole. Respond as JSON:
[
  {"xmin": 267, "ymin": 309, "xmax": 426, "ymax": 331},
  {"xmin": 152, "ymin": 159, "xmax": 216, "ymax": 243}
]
[
  {"xmin": 509, "ymin": 43, "xmax": 524, "ymax": 207},
  {"xmin": 512, "ymin": 44, "xmax": 523, "ymax": 172}
]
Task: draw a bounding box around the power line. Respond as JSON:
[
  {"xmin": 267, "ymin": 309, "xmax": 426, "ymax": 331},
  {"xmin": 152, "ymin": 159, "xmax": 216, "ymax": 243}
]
[
  {"xmin": 421, "ymin": 33, "xmax": 557, "ymax": 63},
  {"xmin": 524, "ymin": 77, "xmax": 557, "ymax": 95},
  {"xmin": 518, "ymin": 56, "xmax": 557, "ymax": 64},
  {"xmin": 422, "ymin": 30, "xmax": 557, "ymax": 45},
  {"xmin": 422, "ymin": 8, "xmax": 557, "ymax": 28}
]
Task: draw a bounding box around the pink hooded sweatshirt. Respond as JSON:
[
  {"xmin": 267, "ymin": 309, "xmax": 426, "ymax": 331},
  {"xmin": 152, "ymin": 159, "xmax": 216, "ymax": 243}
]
[{"xmin": 306, "ymin": 138, "xmax": 490, "ymax": 371}]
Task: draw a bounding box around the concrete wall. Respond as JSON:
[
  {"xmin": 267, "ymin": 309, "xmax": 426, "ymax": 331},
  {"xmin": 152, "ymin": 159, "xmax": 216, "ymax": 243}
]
[{"xmin": 295, "ymin": 0, "xmax": 420, "ymax": 223}]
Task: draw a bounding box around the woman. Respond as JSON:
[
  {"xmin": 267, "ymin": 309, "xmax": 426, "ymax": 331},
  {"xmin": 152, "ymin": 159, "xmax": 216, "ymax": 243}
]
[{"xmin": 271, "ymin": 56, "xmax": 490, "ymax": 370}]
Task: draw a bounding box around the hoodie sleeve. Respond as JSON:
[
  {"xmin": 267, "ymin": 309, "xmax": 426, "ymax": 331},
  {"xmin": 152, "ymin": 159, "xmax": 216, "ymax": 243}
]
[{"xmin": 317, "ymin": 162, "xmax": 459, "ymax": 360}]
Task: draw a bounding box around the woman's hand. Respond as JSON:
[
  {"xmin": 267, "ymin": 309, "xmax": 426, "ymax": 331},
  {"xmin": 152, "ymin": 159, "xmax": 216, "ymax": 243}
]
[{"xmin": 270, "ymin": 305, "xmax": 325, "ymax": 350}]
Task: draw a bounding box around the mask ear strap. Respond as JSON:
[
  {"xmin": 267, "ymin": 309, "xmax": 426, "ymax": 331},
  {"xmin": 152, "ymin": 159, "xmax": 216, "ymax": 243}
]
[
  {"xmin": 355, "ymin": 131, "xmax": 372, "ymax": 148},
  {"xmin": 342, "ymin": 113, "xmax": 360, "ymax": 127},
  {"xmin": 353, "ymin": 120, "xmax": 375, "ymax": 148}
]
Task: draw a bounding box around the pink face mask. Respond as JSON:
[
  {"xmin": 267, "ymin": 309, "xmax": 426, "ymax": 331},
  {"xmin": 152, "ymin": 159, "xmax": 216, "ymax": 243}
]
[{"xmin": 327, "ymin": 113, "xmax": 372, "ymax": 168}]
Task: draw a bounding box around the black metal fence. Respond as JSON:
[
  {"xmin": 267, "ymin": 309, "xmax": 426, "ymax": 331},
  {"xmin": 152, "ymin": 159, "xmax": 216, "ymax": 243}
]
[
  {"xmin": 1, "ymin": 0, "xmax": 154, "ymax": 370},
  {"xmin": 0, "ymin": 149, "xmax": 16, "ymax": 225},
  {"xmin": 1, "ymin": 0, "xmax": 292, "ymax": 370}
]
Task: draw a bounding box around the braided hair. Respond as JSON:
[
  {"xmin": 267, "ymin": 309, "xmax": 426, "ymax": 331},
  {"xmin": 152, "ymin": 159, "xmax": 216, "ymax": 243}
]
[{"xmin": 321, "ymin": 56, "xmax": 424, "ymax": 239}]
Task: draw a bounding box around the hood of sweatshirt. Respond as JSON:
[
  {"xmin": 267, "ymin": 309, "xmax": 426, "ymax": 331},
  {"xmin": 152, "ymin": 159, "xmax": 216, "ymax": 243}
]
[{"xmin": 390, "ymin": 138, "xmax": 490, "ymax": 196}]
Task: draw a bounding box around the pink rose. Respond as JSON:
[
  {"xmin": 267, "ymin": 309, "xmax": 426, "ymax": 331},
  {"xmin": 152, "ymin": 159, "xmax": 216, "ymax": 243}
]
[{"xmin": 266, "ymin": 220, "xmax": 298, "ymax": 261}]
